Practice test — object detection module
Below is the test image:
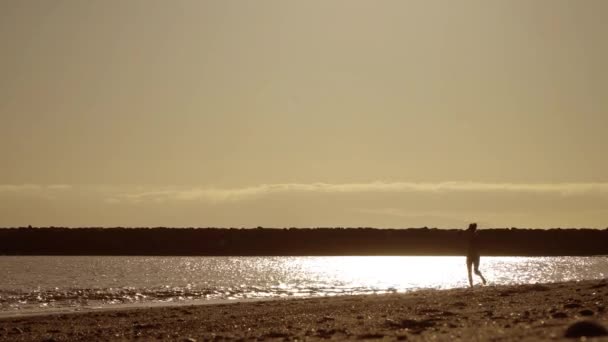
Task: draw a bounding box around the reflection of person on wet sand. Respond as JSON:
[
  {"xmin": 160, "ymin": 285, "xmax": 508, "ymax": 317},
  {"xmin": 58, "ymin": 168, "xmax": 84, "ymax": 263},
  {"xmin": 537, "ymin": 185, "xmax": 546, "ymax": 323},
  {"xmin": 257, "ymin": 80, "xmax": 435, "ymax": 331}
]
[{"xmin": 466, "ymin": 223, "xmax": 487, "ymax": 287}]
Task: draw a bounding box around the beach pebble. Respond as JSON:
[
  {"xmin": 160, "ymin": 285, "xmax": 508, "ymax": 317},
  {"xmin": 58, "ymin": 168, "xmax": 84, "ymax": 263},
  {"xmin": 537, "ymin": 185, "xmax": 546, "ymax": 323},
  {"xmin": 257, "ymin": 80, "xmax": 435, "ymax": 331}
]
[
  {"xmin": 452, "ymin": 302, "xmax": 467, "ymax": 308},
  {"xmin": 551, "ymin": 312, "xmax": 568, "ymax": 319},
  {"xmin": 590, "ymin": 281, "xmax": 607, "ymax": 289},
  {"xmin": 358, "ymin": 333, "xmax": 385, "ymax": 339},
  {"xmin": 317, "ymin": 316, "xmax": 335, "ymax": 323},
  {"xmin": 265, "ymin": 331, "xmax": 290, "ymax": 339},
  {"xmin": 564, "ymin": 320, "xmax": 608, "ymax": 338}
]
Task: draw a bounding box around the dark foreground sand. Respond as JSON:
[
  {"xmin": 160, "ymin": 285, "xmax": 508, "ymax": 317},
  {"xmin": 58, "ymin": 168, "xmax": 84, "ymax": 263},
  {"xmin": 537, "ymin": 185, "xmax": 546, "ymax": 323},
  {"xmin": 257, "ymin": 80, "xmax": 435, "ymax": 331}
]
[{"xmin": 1, "ymin": 279, "xmax": 607, "ymax": 341}]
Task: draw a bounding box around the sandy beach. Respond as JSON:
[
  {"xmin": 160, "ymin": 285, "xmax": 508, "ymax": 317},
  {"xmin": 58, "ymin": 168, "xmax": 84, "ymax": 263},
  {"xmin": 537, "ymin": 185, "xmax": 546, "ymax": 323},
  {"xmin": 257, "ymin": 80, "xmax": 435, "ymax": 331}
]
[{"xmin": 1, "ymin": 279, "xmax": 607, "ymax": 341}]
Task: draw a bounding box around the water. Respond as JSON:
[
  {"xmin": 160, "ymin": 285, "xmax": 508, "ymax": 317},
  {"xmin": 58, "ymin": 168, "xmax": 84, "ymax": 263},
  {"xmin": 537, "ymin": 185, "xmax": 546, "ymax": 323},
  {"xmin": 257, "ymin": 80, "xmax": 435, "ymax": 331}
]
[{"xmin": 1, "ymin": 256, "xmax": 606, "ymax": 316}]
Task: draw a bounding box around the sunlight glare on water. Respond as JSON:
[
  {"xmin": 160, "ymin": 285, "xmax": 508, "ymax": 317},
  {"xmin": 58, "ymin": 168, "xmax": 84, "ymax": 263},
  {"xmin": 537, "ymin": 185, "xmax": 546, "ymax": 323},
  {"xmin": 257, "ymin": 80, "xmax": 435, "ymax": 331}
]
[
  {"xmin": 1, "ymin": 256, "xmax": 606, "ymax": 314},
  {"xmin": 294, "ymin": 256, "xmax": 467, "ymax": 291}
]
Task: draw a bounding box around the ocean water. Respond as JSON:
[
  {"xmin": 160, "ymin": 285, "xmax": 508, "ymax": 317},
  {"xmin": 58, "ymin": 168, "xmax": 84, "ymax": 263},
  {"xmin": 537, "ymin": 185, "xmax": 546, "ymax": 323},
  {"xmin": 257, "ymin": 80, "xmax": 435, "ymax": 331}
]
[{"xmin": 1, "ymin": 256, "xmax": 607, "ymax": 316}]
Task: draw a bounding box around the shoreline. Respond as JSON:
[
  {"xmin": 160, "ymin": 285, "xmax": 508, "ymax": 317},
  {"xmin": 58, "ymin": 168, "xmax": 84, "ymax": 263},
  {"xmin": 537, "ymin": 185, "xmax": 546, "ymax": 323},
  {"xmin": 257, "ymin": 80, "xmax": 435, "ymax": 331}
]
[
  {"xmin": 1, "ymin": 279, "xmax": 607, "ymax": 341},
  {"xmin": 0, "ymin": 297, "xmax": 280, "ymax": 320}
]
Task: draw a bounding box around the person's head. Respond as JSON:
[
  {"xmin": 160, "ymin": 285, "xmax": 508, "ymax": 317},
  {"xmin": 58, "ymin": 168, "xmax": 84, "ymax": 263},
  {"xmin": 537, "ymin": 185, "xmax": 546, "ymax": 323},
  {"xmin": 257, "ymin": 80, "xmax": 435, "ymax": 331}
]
[{"xmin": 467, "ymin": 223, "xmax": 477, "ymax": 232}]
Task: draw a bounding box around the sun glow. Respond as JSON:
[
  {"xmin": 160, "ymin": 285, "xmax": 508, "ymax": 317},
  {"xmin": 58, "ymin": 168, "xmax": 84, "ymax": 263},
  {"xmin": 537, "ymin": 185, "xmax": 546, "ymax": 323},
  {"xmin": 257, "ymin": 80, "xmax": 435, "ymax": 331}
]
[{"xmin": 296, "ymin": 256, "xmax": 469, "ymax": 292}]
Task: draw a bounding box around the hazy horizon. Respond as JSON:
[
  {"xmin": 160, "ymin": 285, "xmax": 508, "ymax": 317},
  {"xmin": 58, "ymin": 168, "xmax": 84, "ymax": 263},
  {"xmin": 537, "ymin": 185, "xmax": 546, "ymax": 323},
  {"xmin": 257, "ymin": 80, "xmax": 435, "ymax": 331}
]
[{"xmin": 2, "ymin": 0, "xmax": 607, "ymax": 228}]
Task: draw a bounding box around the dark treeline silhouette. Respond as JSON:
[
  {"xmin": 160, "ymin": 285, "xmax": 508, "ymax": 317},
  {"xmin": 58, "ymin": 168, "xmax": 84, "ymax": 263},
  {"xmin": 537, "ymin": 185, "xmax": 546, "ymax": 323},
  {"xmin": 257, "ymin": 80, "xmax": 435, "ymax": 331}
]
[{"xmin": 0, "ymin": 227, "xmax": 607, "ymax": 256}]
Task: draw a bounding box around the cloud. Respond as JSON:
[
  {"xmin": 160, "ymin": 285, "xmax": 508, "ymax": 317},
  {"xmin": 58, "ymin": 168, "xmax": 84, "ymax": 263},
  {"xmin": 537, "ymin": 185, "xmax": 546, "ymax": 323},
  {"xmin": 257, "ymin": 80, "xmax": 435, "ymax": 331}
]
[
  {"xmin": 2, "ymin": 182, "xmax": 608, "ymax": 227},
  {"xmin": 108, "ymin": 181, "xmax": 608, "ymax": 204},
  {"xmin": 3, "ymin": 182, "xmax": 608, "ymax": 204},
  {"xmin": 0, "ymin": 184, "xmax": 72, "ymax": 195}
]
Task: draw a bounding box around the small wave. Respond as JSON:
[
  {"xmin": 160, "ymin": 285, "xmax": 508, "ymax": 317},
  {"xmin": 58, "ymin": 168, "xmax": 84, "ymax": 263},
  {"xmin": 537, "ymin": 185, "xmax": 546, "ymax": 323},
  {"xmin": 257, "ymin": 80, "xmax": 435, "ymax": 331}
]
[{"xmin": 0, "ymin": 285, "xmax": 413, "ymax": 314}]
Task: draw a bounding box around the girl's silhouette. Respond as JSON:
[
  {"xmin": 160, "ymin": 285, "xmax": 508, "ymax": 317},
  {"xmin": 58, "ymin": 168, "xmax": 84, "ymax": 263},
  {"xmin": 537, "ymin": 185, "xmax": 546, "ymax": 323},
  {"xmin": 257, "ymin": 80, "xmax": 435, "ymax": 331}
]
[{"xmin": 466, "ymin": 223, "xmax": 487, "ymax": 287}]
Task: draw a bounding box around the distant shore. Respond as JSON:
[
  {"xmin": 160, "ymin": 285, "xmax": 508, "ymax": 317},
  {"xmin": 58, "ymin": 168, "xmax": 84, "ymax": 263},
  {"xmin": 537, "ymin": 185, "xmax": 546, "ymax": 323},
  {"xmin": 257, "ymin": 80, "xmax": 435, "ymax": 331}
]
[
  {"xmin": 2, "ymin": 227, "xmax": 608, "ymax": 256},
  {"xmin": 1, "ymin": 279, "xmax": 607, "ymax": 341}
]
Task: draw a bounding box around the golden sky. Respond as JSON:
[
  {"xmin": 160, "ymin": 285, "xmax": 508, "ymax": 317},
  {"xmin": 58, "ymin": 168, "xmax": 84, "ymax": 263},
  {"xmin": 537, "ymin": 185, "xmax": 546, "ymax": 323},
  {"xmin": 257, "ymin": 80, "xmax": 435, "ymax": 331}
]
[{"xmin": 1, "ymin": 0, "xmax": 607, "ymax": 228}]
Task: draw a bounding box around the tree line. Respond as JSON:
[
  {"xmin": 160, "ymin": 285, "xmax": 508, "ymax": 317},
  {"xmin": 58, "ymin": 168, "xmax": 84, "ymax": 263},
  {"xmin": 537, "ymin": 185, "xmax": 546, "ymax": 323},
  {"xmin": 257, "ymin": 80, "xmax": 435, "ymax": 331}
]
[{"xmin": 0, "ymin": 227, "xmax": 607, "ymax": 256}]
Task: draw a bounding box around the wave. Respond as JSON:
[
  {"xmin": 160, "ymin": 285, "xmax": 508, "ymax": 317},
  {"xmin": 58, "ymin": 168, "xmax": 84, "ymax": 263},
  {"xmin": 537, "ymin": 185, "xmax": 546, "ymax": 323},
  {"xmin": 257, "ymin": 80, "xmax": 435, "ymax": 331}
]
[{"xmin": 0, "ymin": 285, "xmax": 403, "ymax": 314}]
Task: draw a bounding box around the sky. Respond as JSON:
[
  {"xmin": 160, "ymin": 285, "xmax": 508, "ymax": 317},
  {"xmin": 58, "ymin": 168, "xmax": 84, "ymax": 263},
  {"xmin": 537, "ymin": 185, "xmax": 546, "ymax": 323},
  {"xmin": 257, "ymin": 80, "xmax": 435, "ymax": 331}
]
[{"xmin": 1, "ymin": 0, "xmax": 607, "ymax": 228}]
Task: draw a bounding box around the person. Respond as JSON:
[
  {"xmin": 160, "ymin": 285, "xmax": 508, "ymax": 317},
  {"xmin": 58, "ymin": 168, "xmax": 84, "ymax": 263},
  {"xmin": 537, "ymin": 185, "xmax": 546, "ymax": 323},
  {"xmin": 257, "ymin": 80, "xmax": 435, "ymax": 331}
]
[{"xmin": 466, "ymin": 223, "xmax": 487, "ymax": 287}]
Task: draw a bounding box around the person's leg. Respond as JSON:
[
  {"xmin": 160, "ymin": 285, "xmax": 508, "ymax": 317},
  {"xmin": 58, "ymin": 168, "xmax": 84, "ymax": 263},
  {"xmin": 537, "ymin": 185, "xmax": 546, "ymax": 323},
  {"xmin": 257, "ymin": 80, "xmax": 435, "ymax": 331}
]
[
  {"xmin": 473, "ymin": 257, "xmax": 487, "ymax": 285},
  {"xmin": 466, "ymin": 257, "xmax": 473, "ymax": 287}
]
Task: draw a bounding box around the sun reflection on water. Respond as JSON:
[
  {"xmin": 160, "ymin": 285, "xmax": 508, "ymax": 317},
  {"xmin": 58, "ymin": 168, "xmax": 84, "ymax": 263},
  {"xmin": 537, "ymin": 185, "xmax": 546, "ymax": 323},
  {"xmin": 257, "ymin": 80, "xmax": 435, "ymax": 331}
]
[
  {"xmin": 1, "ymin": 255, "xmax": 606, "ymax": 314},
  {"xmin": 290, "ymin": 256, "xmax": 470, "ymax": 292}
]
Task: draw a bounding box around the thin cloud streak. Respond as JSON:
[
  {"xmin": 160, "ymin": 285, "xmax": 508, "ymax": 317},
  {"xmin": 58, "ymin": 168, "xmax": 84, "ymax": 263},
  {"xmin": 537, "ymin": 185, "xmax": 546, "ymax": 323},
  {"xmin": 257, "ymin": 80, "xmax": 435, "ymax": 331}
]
[
  {"xmin": 110, "ymin": 182, "xmax": 608, "ymax": 203},
  {"xmin": 0, "ymin": 184, "xmax": 72, "ymax": 193},
  {"xmin": 2, "ymin": 182, "xmax": 608, "ymax": 228},
  {"xmin": 2, "ymin": 182, "xmax": 608, "ymax": 204}
]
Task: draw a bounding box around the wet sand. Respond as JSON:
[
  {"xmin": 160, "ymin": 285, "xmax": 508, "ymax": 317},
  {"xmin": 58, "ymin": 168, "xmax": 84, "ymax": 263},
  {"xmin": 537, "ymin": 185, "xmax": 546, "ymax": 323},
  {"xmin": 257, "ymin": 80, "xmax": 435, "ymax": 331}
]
[{"xmin": 1, "ymin": 279, "xmax": 607, "ymax": 341}]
